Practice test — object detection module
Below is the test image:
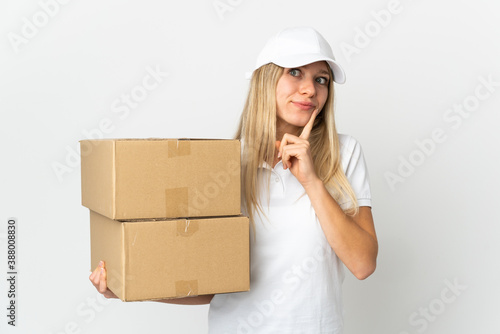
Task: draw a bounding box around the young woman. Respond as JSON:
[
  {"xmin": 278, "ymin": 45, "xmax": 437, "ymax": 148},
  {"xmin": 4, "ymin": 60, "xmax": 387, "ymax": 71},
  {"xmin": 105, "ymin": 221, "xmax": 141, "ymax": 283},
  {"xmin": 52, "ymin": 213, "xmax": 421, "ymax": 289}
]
[{"xmin": 90, "ymin": 26, "xmax": 378, "ymax": 333}]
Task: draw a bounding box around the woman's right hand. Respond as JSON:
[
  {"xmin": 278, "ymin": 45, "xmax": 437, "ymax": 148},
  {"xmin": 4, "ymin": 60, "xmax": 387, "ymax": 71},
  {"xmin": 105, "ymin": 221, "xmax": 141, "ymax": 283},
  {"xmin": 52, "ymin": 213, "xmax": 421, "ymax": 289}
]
[
  {"xmin": 89, "ymin": 260, "xmax": 118, "ymax": 299},
  {"xmin": 89, "ymin": 260, "xmax": 214, "ymax": 304}
]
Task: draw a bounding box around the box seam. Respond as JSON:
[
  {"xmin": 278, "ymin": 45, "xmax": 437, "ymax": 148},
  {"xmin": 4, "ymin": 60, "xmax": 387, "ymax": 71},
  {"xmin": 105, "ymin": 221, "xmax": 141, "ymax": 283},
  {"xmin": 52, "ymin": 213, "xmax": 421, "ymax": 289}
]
[
  {"xmin": 121, "ymin": 222, "xmax": 126, "ymax": 301},
  {"xmin": 112, "ymin": 140, "xmax": 117, "ymax": 219}
]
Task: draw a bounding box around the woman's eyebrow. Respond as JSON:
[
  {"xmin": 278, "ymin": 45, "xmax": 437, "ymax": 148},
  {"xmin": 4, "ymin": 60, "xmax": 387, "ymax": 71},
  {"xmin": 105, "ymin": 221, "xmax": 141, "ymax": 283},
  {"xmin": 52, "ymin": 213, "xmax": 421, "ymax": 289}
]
[{"xmin": 295, "ymin": 66, "xmax": 330, "ymax": 77}]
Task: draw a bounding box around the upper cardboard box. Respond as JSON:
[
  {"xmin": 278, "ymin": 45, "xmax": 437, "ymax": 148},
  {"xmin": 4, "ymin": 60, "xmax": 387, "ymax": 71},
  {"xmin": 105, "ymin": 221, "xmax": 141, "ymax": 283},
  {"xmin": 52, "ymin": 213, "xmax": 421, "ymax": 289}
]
[{"xmin": 80, "ymin": 139, "xmax": 241, "ymax": 220}]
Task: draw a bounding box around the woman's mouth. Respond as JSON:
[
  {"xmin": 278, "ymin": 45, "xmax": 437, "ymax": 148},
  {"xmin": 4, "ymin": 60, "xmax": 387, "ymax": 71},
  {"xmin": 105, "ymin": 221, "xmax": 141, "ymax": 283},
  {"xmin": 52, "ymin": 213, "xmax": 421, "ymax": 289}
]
[{"xmin": 292, "ymin": 101, "xmax": 315, "ymax": 111}]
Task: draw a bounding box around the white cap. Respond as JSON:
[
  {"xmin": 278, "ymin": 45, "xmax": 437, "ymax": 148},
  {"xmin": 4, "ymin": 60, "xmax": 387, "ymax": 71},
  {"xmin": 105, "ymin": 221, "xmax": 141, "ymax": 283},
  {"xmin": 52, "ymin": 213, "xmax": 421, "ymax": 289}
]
[{"xmin": 252, "ymin": 26, "xmax": 346, "ymax": 84}]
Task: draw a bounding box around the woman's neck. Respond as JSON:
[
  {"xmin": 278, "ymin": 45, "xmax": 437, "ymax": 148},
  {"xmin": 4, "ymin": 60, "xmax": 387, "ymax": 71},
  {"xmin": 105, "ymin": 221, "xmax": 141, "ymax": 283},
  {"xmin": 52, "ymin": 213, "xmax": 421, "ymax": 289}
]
[{"xmin": 276, "ymin": 123, "xmax": 301, "ymax": 140}]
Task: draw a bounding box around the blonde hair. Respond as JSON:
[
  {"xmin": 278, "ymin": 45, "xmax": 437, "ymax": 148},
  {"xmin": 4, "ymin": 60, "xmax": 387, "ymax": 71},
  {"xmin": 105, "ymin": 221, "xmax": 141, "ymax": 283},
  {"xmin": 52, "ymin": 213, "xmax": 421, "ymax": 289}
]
[{"xmin": 235, "ymin": 63, "xmax": 358, "ymax": 232}]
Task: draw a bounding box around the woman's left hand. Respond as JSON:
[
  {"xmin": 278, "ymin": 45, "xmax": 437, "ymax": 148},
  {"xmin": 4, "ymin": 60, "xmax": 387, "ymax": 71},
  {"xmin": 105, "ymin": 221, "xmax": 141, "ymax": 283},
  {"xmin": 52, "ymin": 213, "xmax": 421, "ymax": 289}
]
[{"xmin": 278, "ymin": 109, "xmax": 321, "ymax": 188}]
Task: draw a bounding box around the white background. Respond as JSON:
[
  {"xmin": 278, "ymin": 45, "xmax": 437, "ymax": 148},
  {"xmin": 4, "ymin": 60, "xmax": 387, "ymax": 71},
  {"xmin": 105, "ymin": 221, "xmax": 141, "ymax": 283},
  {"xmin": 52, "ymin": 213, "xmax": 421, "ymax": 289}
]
[{"xmin": 1, "ymin": 0, "xmax": 499, "ymax": 333}]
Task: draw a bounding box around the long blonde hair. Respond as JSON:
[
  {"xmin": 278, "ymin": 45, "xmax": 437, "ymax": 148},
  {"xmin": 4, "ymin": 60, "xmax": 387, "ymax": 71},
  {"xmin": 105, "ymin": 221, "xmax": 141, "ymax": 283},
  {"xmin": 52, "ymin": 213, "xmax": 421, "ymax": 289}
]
[{"xmin": 235, "ymin": 63, "xmax": 358, "ymax": 232}]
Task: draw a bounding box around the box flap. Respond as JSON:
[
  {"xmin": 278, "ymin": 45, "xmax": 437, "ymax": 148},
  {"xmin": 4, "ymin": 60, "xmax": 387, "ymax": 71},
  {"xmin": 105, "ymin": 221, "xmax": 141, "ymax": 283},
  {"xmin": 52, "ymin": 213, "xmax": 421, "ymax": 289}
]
[{"xmin": 120, "ymin": 216, "xmax": 250, "ymax": 301}]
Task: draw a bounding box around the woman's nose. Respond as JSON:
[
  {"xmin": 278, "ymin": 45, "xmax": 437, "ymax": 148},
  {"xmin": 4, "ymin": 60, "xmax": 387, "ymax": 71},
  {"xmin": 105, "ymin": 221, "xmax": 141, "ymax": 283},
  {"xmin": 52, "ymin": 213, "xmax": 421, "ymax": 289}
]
[{"xmin": 299, "ymin": 78, "xmax": 316, "ymax": 96}]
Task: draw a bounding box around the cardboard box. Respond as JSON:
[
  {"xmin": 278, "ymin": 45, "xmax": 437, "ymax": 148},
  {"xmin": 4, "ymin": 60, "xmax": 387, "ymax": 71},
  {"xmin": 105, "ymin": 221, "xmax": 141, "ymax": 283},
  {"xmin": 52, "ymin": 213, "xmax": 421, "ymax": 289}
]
[
  {"xmin": 80, "ymin": 139, "xmax": 241, "ymax": 220},
  {"xmin": 90, "ymin": 210, "xmax": 250, "ymax": 301}
]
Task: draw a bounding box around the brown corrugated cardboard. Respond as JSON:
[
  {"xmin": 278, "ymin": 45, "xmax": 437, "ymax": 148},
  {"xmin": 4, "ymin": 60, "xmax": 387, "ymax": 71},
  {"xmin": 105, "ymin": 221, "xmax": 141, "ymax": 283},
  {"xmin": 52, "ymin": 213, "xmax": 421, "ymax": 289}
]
[
  {"xmin": 89, "ymin": 210, "xmax": 250, "ymax": 302},
  {"xmin": 80, "ymin": 139, "xmax": 241, "ymax": 220}
]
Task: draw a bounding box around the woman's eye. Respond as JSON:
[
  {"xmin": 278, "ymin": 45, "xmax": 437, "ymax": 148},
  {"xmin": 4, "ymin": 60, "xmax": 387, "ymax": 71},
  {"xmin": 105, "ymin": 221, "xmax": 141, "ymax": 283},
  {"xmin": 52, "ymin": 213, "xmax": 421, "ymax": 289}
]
[
  {"xmin": 289, "ymin": 69, "xmax": 300, "ymax": 77},
  {"xmin": 316, "ymin": 77, "xmax": 329, "ymax": 85}
]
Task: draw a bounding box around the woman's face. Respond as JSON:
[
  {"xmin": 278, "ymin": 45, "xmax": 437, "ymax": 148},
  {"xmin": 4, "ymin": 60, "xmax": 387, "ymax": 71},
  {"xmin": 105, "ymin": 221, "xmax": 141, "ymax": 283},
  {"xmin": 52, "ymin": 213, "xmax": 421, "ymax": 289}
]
[{"xmin": 275, "ymin": 61, "xmax": 330, "ymax": 135}]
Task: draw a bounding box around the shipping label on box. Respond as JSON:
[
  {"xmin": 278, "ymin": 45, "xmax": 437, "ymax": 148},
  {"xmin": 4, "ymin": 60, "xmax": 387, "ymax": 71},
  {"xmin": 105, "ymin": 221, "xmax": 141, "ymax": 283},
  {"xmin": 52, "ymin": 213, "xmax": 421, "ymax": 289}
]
[
  {"xmin": 80, "ymin": 139, "xmax": 241, "ymax": 220},
  {"xmin": 90, "ymin": 210, "xmax": 250, "ymax": 302}
]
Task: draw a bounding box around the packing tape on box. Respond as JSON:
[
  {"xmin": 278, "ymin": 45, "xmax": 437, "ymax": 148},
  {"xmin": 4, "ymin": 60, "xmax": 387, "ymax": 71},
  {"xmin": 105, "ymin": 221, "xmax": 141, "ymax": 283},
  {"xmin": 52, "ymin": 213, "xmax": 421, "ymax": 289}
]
[
  {"xmin": 176, "ymin": 219, "xmax": 199, "ymax": 237},
  {"xmin": 165, "ymin": 187, "xmax": 189, "ymax": 217},
  {"xmin": 164, "ymin": 140, "xmax": 191, "ymax": 217},
  {"xmin": 175, "ymin": 280, "xmax": 199, "ymax": 297},
  {"xmin": 167, "ymin": 139, "xmax": 191, "ymax": 158}
]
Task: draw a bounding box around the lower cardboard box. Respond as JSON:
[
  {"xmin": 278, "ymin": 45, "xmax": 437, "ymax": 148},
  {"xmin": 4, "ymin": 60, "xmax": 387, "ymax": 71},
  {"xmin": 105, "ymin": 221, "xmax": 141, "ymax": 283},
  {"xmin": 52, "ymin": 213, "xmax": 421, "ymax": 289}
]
[{"xmin": 89, "ymin": 210, "xmax": 250, "ymax": 301}]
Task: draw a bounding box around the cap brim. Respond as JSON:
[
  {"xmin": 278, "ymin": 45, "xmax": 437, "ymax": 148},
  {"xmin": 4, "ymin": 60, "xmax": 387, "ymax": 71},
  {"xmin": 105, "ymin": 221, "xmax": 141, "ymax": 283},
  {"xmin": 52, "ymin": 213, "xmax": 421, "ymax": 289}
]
[
  {"xmin": 326, "ymin": 60, "xmax": 346, "ymax": 85},
  {"xmin": 265, "ymin": 54, "xmax": 346, "ymax": 84}
]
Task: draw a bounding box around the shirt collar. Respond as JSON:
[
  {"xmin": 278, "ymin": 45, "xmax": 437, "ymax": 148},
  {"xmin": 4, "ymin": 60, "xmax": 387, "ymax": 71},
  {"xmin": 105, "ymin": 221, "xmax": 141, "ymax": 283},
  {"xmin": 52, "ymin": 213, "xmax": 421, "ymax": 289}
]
[
  {"xmin": 259, "ymin": 160, "xmax": 284, "ymax": 170},
  {"xmin": 259, "ymin": 161, "xmax": 272, "ymax": 169}
]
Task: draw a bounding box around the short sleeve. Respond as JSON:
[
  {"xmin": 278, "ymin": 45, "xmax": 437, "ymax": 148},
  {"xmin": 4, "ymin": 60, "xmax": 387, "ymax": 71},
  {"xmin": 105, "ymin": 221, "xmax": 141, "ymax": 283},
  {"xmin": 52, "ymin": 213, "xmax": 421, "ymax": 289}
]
[{"xmin": 338, "ymin": 134, "xmax": 372, "ymax": 207}]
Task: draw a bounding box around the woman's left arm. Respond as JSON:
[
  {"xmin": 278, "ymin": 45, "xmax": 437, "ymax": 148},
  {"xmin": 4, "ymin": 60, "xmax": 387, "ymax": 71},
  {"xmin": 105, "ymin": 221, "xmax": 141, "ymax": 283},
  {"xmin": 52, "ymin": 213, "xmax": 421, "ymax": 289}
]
[
  {"xmin": 279, "ymin": 110, "xmax": 378, "ymax": 280},
  {"xmin": 303, "ymin": 180, "xmax": 378, "ymax": 280}
]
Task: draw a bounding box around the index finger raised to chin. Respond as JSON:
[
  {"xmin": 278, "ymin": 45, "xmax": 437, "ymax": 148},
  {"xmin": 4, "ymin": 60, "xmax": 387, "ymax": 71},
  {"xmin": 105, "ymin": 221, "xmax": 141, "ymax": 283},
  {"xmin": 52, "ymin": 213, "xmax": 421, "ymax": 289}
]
[{"xmin": 299, "ymin": 109, "xmax": 319, "ymax": 140}]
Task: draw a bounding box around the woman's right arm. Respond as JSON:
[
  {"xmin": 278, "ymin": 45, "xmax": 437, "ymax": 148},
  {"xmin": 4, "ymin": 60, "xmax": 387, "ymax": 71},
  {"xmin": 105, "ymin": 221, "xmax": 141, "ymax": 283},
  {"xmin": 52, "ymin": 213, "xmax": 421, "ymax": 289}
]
[{"xmin": 89, "ymin": 261, "xmax": 214, "ymax": 305}]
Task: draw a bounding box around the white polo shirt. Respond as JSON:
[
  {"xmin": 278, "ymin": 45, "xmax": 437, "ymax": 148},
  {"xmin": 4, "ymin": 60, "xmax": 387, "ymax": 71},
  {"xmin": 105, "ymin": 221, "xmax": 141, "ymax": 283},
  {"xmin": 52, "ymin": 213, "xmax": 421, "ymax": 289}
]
[{"xmin": 208, "ymin": 134, "xmax": 372, "ymax": 334}]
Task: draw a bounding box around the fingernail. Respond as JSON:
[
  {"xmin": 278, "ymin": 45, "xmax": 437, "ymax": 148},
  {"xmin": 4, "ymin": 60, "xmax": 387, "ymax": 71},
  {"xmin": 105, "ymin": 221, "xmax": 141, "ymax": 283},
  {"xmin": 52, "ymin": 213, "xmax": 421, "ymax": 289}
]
[
  {"xmin": 277, "ymin": 152, "xmax": 281, "ymax": 158},
  {"xmin": 101, "ymin": 267, "xmax": 105, "ymax": 274},
  {"xmin": 99, "ymin": 261, "xmax": 103, "ymax": 268}
]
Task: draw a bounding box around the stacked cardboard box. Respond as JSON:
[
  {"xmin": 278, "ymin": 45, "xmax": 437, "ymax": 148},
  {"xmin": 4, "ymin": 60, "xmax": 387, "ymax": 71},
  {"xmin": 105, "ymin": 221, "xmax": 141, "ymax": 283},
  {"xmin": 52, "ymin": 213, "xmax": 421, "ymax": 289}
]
[{"xmin": 80, "ymin": 139, "xmax": 249, "ymax": 302}]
